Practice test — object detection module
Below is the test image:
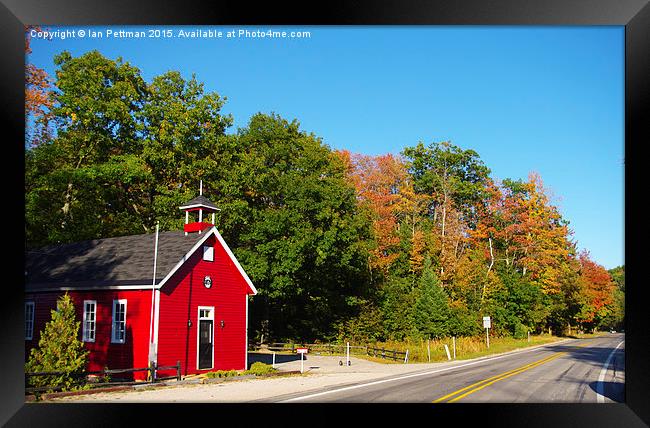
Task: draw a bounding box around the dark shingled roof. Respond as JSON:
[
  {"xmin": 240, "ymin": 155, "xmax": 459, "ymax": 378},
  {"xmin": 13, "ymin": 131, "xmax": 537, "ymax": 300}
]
[
  {"xmin": 179, "ymin": 195, "xmax": 219, "ymax": 211},
  {"xmin": 25, "ymin": 230, "xmax": 206, "ymax": 291}
]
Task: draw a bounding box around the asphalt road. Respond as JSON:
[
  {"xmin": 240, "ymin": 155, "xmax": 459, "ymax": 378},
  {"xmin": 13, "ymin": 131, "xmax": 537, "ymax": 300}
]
[{"xmin": 276, "ymin": 333, "xmax": 625, "ymax": 403}]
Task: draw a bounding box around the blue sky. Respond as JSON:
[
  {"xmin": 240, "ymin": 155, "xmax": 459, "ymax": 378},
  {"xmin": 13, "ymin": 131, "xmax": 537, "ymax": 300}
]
[{"xmin": 27, "ymin": 26, "xmax": 624, "ymax": 269}]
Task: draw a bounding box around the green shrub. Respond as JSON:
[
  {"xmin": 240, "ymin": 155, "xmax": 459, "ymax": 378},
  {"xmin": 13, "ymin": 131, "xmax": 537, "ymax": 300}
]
[
  {"xmin": 206, "ymin": 370, "xmax": 240, "ymax": 378},
  {"xmin": 513, "ymin": 322, "xmax": 529, "ymax": 339},
  {"xmin": 246, "ymin": 362, "xmax": 276, "ymax": 376}
]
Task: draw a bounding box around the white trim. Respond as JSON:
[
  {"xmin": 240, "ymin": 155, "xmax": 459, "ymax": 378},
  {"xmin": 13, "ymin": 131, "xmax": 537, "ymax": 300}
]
[
  {"xmin": 28, "ymin": 285, "xmax": 152, "ymax": 292},
  {"xmin": 196, "ymin": 306, "xmax": 215, "ymax": 371},
  {"xmin": 153, "ymin": 289, "xmax": 161, "ymax": 362},
  {"xmin": 28, "ymin": 227, "xmax": 257, "ymax": 295},
  {"xmin": 212, "ymin": 228, "xmax": 258, "ymax": 295},
  {"xmin": 156, "ymin": 228, "xmax": 216, "ymax": 288},
  {"xmin": 245, "ymin": 295, "xmax": 249, "ymax": 370},
  {"xmin": 156, "ymin": 227, "xmax": 257, "ymax": 295},
  {"xmin": 25, "ymin": 301, "xmax": 35, "ymax": 340},
  {"xmin": 178, "ymin": 204, "xmax": 221, "ymax": 211},
  {"xmin": 82, "ymin": 300, "xmax": 97, "ymax": 343},
  {"xmin": 111, "ymin": 299, "xmax": 127, "ymax": 344}
]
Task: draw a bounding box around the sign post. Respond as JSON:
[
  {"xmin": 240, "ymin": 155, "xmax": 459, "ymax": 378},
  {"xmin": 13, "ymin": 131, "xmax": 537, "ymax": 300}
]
[
  {"xmin": 296, "ymin": 347, "xmax": 308, "ymax": 373},
  {"xmin": 346, "ymin": 342, "xmax": 350, "ymax": 367},
  {"xmin": 483, "ymin": 316, "xmax": 491, "ymax": 349}
]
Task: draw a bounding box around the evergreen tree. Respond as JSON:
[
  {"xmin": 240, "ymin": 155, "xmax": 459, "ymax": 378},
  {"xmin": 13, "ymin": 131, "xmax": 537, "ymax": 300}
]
[
  {"xmin": 25, "ymin": 294, "xmax": 89, "ymax": 392},
  {"xmin": 412, "ymin": 258, "xmax": 450, "ymax": 338},
  {"xmin": 380, "ymin": 275, "xmax": 417, "ymax": 340}
]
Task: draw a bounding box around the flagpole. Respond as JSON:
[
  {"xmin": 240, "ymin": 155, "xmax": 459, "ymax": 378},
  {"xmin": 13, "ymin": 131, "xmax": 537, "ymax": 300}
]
[{"xmin": 148, "ymin": 222, "xmax": 160, "ymax": 366}]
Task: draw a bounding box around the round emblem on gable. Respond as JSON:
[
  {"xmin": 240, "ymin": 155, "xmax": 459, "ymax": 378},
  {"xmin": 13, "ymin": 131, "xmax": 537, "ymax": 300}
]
[{"xmin": 203, "ymin": 276, "xmax": 212, "ymax": 289}]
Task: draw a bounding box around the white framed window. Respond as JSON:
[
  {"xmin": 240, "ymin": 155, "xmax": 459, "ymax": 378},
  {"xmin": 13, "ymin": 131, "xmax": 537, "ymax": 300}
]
[
  {"xmin": 25, "ymin": 302, "xmax": 35, "ymax": 340},
  {"xmin": 111, "ymin": 299, "xmax": 127, "ymax": 344},
  {"xmin": 199, "ymin": 307, "xmax": 213, "ymax": 320},
  {"xmin": 82, "ymin": 300, "xmax": 97, "ymax": 342},
  {"xmin": 203, "ymin": 245, "xmax": 214, "ymax": 262}
]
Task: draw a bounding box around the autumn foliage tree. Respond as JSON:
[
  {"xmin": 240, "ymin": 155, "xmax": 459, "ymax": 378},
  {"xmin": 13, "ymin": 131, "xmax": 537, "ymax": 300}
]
[
  {"xmin": 25, "ymin": 50, "xmax": 621, "ymax": 343},
  {"xmin": 575, "ymin": 251, "xmax": 616, "ymax": 330},
  {"xmin": 25, "ymin": 25, "xmax": 54, "ymax": 147},
  {"xmin": 402, "ymin": 141, "xmax": 491, "ymax": 284},
  {"xmin": 337, "ymin": 151, "xmax": 407, "ymax": 277}
]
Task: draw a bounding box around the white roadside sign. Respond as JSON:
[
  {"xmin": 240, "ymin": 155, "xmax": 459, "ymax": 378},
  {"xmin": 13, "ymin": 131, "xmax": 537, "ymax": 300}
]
[
  {"xmin": 296, "ymin": 347, "xmax": 308, "ymax": 373},
  {"xmin": 483, "ymin": 316, "xmax": 491, "ymax": 329}
]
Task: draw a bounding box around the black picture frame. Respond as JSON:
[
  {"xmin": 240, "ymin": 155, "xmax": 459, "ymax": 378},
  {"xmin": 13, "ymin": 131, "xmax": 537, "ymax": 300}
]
[{"xmin": 2, "ymin": 0, "xmax": 648, "ymax": 426}]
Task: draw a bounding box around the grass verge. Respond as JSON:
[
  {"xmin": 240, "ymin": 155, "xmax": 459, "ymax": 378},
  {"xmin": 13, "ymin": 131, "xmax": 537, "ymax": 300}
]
[{"xmin": 358, "ymin": 334, "xmax": 570, "ymax": 364}]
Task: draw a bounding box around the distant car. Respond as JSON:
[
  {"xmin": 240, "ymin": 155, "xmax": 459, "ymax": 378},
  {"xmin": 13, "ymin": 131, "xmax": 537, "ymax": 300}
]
[{"xmin": 610, "ymin": 330, "xmax": 616, "ymax": 333}]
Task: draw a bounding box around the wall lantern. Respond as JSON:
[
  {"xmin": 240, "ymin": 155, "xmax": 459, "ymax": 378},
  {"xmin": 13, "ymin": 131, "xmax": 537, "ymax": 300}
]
[
  {"xmin": 220, "ymin": 320, "xmax": 225, "ymax": 329},
  {"xmin": 203, "ymin": 275, "xmax": 212, "ymax": 289},
  {"xmin": 188, "ymin": 319, "xmax": 192, "ymax": 328}
]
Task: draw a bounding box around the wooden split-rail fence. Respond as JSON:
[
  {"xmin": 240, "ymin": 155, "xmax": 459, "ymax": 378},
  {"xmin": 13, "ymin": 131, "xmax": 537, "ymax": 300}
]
[
  {"xmin": 25, "ymin": 361, "xmax": 181, "ymax": 394},
  {"xmin": 366, "ymin": 346, "xmax": 409, "ymax": 362},
  {"xmin": 248, "ymin": 341, "xmax": 410, "ymax": 363}
]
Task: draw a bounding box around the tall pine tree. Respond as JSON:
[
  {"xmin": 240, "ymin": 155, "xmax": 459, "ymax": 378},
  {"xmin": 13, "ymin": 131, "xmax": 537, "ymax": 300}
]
[{"xmin": 412, "ymin": 257, "xmax": 451, "ymax": 338}]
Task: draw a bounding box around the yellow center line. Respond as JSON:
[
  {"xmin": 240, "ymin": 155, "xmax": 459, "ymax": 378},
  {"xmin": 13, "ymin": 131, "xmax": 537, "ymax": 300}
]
[
  {"xmin": 446, "ymin": 352, "xmax": 566, "ymax": 402},
  {"xmin": 432, "ymin": 340, "xmax": 591, "ymax": 403},
  {"xmin": 432, "ymin": 353, "xmax": 560, "ymax": 403}
]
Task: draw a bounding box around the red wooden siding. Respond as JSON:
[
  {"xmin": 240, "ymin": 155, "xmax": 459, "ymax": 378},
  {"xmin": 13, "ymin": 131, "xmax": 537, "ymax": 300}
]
[
  {"xmin": 25, "ymin": 290, "xmax": 153, "ymax": 380},
  {"xmin": 157, "ymin": 234, "xmax": 250, "ymax": 376},
  {"xmin": 183, "ymin": 222, "xmax": 213, "ymax": 233},
  {"xmin": 25, "ymin": 229, "xmax": 253, "ymax": 381}
]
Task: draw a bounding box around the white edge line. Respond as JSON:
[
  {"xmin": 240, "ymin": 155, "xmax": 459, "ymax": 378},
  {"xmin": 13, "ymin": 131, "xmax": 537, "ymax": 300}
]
[
  {"xmin": 596, "ymin": 340, "xmax": 624, "ymax": 403},
  {"xmin": 279, "ymin": 338, "xmax": 575, "ymax": 403}
]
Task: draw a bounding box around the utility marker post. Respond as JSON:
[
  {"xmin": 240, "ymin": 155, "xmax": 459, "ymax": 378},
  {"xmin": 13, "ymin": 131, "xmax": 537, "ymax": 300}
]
[
  {"xmin": 427, "ymin": 339, "xmax": 431, "ymax": 363},
  {"xmin": 452, "ymin": 336, "xmax": 456, "ymax": 359},
  {"xmin": 346, "ymin": 342, "xmax": 350, "ymax": 366},
  {"xmin": 483, "ymin": 316, "xmax": 491, "ymax": 349},
  {"xmin": 444, "ymin": 344, "xmax": 451, "ymax": 360}
]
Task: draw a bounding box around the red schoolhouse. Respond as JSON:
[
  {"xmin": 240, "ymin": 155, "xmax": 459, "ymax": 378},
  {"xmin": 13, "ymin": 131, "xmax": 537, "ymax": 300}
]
[{"xmin": 25, "ymin": 193, "xmax": 257, "ymax": 379}]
